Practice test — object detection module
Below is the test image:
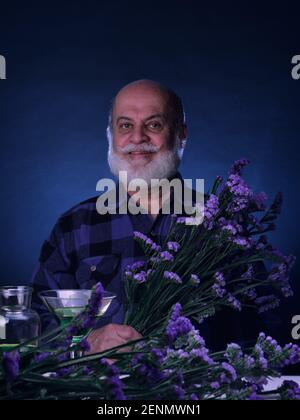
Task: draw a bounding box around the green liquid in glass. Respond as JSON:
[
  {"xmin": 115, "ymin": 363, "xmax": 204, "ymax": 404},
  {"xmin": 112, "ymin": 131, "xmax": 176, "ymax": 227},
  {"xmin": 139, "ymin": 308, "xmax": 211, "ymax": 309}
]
[
  {"xmin": 0, "ymin": 343, "xmax": 36, "ymax": 353},
  {"xmin": 53, "ymin": 299, "xmax": 112, "ymax": 349},
  {"xmin": 0, "ymin": 343, "xmax": 19, "ymax": 352}
]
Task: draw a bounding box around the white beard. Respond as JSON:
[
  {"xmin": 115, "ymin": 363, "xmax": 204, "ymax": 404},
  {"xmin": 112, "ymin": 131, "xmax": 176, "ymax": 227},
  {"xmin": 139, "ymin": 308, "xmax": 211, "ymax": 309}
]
[{"xmin": 107, "ymin": 138, "xmax": 183, "ymax": 185}]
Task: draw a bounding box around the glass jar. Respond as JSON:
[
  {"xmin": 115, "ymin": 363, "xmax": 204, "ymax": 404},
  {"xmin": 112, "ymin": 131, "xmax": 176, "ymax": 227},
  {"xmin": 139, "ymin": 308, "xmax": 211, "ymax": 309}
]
[{"xmin": 0, "ymin": 286, "xmax": 41, "ymax": 353}]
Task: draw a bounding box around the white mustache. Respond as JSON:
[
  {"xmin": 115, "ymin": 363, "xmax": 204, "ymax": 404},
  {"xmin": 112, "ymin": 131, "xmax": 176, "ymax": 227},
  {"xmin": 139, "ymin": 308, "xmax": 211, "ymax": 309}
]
[{"xmin": 118, "ymin": 143, "xmax": 160, "ymax": 154}]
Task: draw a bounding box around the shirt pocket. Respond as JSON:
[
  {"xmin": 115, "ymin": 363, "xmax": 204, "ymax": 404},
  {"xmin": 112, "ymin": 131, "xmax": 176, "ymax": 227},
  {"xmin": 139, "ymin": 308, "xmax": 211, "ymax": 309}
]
[{"xmin": 75, "ymin": 254, "xmax": 121, "ymax": 289}]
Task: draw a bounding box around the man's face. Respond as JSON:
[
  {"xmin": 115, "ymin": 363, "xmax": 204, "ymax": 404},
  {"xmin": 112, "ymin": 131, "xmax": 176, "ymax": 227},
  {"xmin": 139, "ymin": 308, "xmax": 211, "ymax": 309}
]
[
  {"xmin": 108, "ymin": 84, "xmax": 185, "ymax": 184},
  {"xmin": 112, "ymin": 86, "xmax": 175, "ymax": 166}
]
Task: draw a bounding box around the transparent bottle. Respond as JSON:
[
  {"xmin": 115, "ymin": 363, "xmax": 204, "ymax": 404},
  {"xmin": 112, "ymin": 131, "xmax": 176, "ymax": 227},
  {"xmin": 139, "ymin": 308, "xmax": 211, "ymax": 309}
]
[{"xmin": 0, "ymin": 286, "xmax": 41, "ymax": 353}]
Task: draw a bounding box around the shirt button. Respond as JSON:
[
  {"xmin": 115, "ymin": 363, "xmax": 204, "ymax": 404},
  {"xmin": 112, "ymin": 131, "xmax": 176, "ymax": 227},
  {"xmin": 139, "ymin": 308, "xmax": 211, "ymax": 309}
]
[{"xmin": 90, "ymin": 265, "xmax": 97, "ymax": 272}]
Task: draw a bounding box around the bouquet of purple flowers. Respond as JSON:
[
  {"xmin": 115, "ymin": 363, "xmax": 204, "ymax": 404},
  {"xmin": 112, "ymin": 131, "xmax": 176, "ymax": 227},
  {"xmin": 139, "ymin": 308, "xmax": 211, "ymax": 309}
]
[
  {"xmin": 1, "ymin": 159, "xmax": 299, "ymax": 400},
  {"xmin": 124, "ymin": 159, "xmax": 294, "ymax": 334}
]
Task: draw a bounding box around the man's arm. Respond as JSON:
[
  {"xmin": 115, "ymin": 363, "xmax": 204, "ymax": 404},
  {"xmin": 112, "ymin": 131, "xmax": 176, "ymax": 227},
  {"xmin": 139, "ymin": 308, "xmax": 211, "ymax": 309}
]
[{"xmin": 30, "ymin": 219, "xmax": 77, "ymax": 331}]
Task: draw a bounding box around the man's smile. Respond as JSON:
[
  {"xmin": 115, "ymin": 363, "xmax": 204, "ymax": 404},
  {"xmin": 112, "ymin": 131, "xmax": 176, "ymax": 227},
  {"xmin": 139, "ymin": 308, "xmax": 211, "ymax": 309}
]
[{"xmin": 127, "ymin": 151, "xmax": 156, "ymax": 158}]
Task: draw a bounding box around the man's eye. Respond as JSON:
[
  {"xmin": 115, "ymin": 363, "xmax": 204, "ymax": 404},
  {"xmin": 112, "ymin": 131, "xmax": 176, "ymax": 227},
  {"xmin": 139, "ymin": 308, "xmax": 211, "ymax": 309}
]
[
  {"xmin": 148, "ymin": 122, "xmax": 162, "ymax": 130},
  {"xmin": 119, "ymin": 123, "xmax": 132, "ymax": 129}
]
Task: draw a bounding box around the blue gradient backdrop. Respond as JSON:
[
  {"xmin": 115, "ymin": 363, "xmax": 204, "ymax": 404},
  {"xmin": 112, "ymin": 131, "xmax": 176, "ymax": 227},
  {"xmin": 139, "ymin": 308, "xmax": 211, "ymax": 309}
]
[{"xmin": 0, "ymin": 1, "xmax": 299, "ymax": 342}]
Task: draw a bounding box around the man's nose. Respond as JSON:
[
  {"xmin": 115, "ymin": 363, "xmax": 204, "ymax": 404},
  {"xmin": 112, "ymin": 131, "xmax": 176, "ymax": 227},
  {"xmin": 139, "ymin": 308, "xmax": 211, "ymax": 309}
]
[{"xmin": 129, "ymin": 124, "xmax": 149, "ymax": 144}]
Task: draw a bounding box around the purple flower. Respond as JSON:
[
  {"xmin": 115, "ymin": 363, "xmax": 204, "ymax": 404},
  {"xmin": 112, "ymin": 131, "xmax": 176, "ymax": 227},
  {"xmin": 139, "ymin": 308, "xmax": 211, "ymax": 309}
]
[
  {"xmin": 126, "ymin": 261, "xmax": 145, "ymax": 271},
  {"xmin": 125, "ymin": 270, "xmax": 133, "ymax": 277},
  {"xmin": 101, "ymin": 359, "xmax": 126, "ymax": 400},
  {"xmin": 188, "ymin": 329, "xmax": 206, "ymax": 347},
  {"xmin": 133, "ymin": 231, "xmax": 149, "ymax": 241},
  {"xmin": 227, "ymin": 293, "xmax": 242, "ymax": 311},
  {"xmin": 226, "ymin": 170, "xmax": 253, "ymax": 213},
  {"xmin": 247, "ymin": 389, "xmax": 262, "ymax": 400},
  {"xmin": 255, "ymin": 295, "xmax": 280, "ymax": 313},
  {"xmin": 279, "ymin": 380, "xmax": 300, "ymax": 400},
  {"xmin": 164, "ymin": 271, "xmax": 182, "ymax": 284},
  {"xmin": 107, "ymin": 375, "xmax": 126, "ymax": 400},
  {"xmin": 174, "ymin": 385, "xmax": 185, "ymax": 400},
  {"xmin": 226, "ymin": 174, "xmax": 251, "ymax": 197},
  {"xmin": 170, "ymin": 303, "xmax": 182, "ymax": 321},
  {"xmin": 190, "ymin": 274, "xmax": 201, "ymax": 285},
  {"xmin": 2, "ymin": 350, "xmax": 20, "ymax": 383},
  {"xmin": 212, "ymin": 272, "xmax": 226, "ymax": 298},
  {"xmin": 190, "ymin": 348, "xmax": 214, "ymax": 365},
  {"xmin": 254, "ymin": 344, "xmax": 268, "ymax": 370},
  {"xmin": 222, "ymin": 223, "xmax": 238, "ymax": 235},
  {"xmin": 215, "ymin": 272, "xmax": 225, "ymax": 285},
  {"xmin": 167, "ymin": 241, "xmax": 180, "ymax": 252},
  {"xmin": 267, "ymin": 255, "xmax": 295, "ymax": 297},
  {"xmin": 225, "ymin": 343, "xmax": 243, "ymax": 363},
  {"xmin": 136, "ymin": 358, "xmax": 167, "ymax": 386},
  {"xmin": 204, "ymin": 194, "xmax": 219, "ymax": 230},
  {"xmin": 150, "ymin": 256, "xmax": 160, "ymax": 264},
  {"xmin": 166, "ymin": 304, "xmax": 193, "ymax": 343},
  {"xmin": 232, "ymin": 236, "xmax": 251, "ymax": 249},
  {"xmin": 151, "ymin": 242, "xmax": 161, "ymax": 252},
  {"xmin": 244, "ymin": 355, "xmax": 255, "ymax": 369},
  {"xmin": 87, "ymin": 281, "xmax": 104, "ymax": 317},
  {"xmin": 133, "ymin": 231, "xmax": 154, "ymax": 249},
  {"xmin": 151, "ymin": 348, "xmax": 165, "ymax": 364},
  {"xmin": 160, "ymin": 251, "xmax": 174, "ymax": 262},
  {"xmin": 211, "ymin": 381, "xmax": 221, "ymax": 390},
  {"xmin": 212, "ymin": 284, "xmax": 226, "ymax": 298},
  {"xmin": 242, "ymin": 287, "xmax": 257, "ymax": 301},
  {"xmin": 282, "ymin": 343, "xmax": 300, "ymax": 366},
  {"xmin": 166, "ymin": 317, "xmax": 193, "ymax": 342},
  {"xmin": 176, "ymin": 349, "xmax": 190, "ymax": 359},
  {"xmin": 133, "ymin": 271, "xmax": 147, "ymax": 283},
  {"xmin": 221, "ymin": 362, "xmax": 237, "ymax": 382},
  {"xmin": 229, "ymin": 159, "xmax": 250, "ymax": 175}
]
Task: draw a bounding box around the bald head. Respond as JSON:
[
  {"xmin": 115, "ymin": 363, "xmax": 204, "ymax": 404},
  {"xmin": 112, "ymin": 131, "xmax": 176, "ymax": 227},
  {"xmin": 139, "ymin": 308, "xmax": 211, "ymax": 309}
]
[{"xmin": 108, "ymin": 79, "xmax": 186, "ymax": 134}]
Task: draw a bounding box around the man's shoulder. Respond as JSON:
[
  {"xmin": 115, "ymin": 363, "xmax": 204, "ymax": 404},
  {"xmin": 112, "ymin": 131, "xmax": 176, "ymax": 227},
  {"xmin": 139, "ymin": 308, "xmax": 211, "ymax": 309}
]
[
  {"xmin": 60, "ymin": 195, "xmax": 99, "ymax": 217},
  {"xmin": 56, "ymin": 195, "xmax": 112, "ymax": 233}
]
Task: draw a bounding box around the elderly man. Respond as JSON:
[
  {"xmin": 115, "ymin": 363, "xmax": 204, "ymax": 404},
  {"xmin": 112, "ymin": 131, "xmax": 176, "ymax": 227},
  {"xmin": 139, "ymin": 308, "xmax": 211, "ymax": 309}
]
[{"xmin": 30, "ymin": 79, "xmax": 189, "ymax": 354}]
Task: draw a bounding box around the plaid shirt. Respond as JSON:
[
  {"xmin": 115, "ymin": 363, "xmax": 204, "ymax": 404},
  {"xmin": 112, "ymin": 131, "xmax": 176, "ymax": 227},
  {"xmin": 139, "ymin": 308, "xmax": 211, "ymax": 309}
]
[{"xmin": 30, "ymin": 172, "xmax": 192, "ymax": 331}]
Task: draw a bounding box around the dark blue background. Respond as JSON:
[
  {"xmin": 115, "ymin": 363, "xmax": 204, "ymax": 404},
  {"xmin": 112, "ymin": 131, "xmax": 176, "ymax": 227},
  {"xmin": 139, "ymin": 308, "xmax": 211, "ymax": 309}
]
[{"xmin": 0, "ymin": 1, "xmax": 299, "ymax": 343}]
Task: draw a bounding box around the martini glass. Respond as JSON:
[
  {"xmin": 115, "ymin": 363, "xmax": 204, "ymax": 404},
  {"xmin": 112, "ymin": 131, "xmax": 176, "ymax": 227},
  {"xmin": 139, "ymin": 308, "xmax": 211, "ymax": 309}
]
[{"xmin": 39, "ymin": 289, "xmax": 116, "ymax": 357}]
